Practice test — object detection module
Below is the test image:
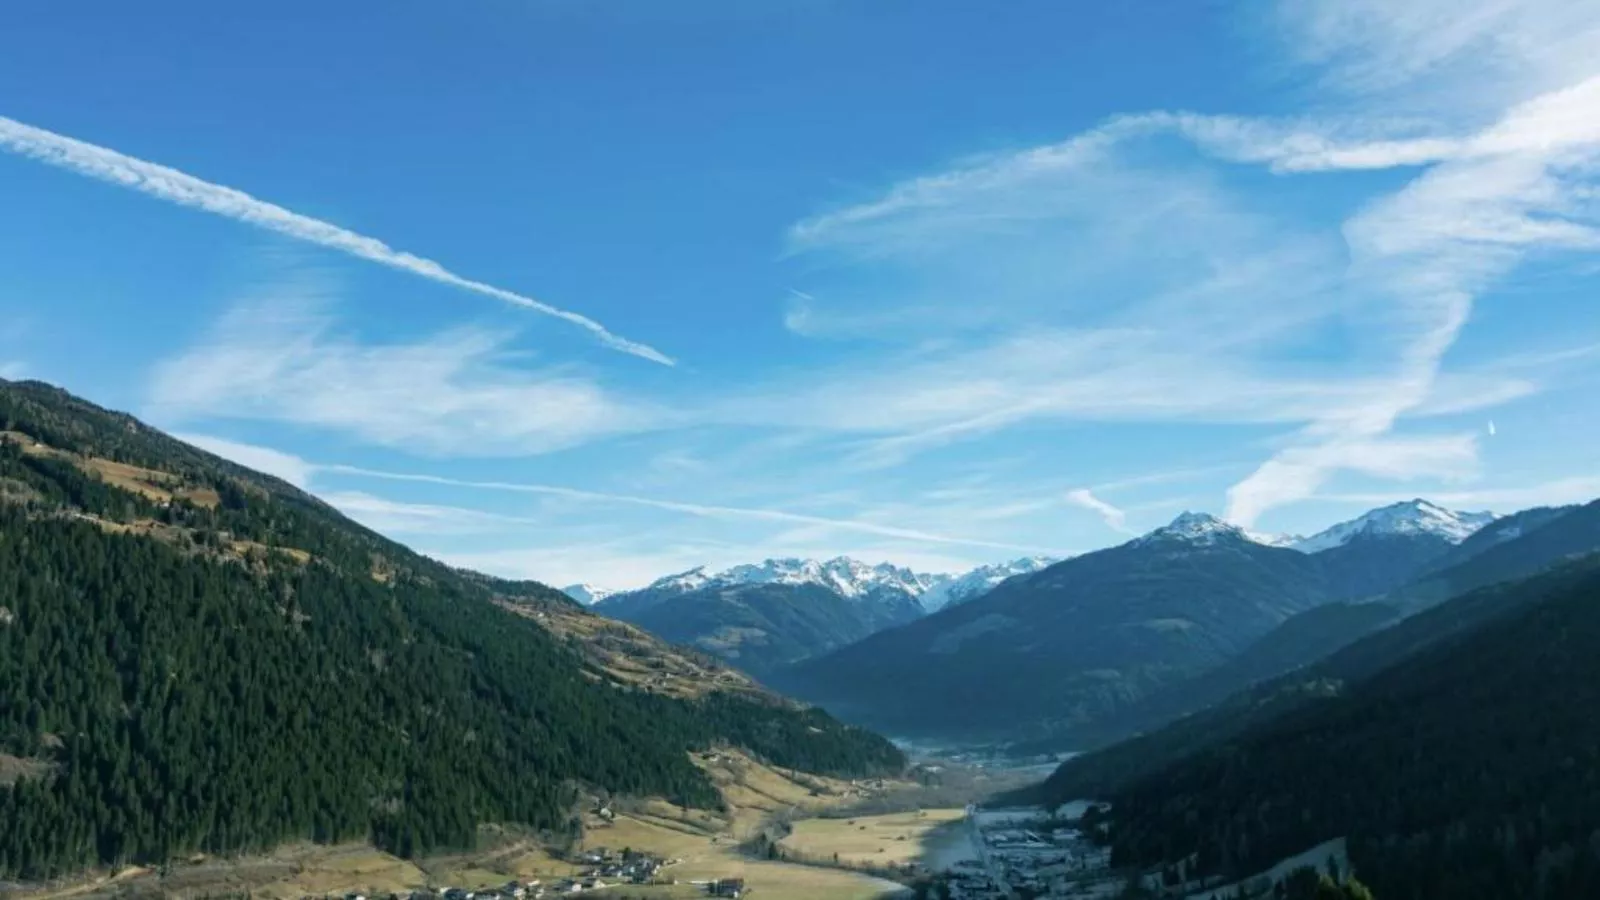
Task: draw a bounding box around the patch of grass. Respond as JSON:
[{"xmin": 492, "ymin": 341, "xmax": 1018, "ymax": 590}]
[{"xmin": 779, "ymin": 809, "xmax": 966, "ymax": 868}]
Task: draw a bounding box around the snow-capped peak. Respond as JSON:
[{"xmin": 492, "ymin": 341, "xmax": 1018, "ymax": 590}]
[
  {"xmin": 918, "ymin": 556, "xmax": 1061, "ymax": 611},
  {"xmin": 643, "ymin": 556, "xmax": 932, "ymax": 600},
  {"xmin": 633, "ymin": 554, "xmax": 1064, "ymax": 609},
  {"xmin": 1136, "ymin": 511, "xmax": 1251, "ymax": 547},
  {"xmin": 560, "ymin": 583, "xmax": 619, "ymax": 605},
  {"xmin": 1289, "ymin": 500, "xmax": 1497, "ymax": 554}
]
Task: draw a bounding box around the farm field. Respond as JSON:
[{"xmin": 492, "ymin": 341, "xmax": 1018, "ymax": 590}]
[{"xmin": 777, "ymin": 809, "xmax": 968, "ymax": 867}]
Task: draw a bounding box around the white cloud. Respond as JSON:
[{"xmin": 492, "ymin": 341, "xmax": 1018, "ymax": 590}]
[
  {"xmin": 773, "ymin": 109, "xmax": 1531, "ymax": 477},
  {"xmin": 1223, "ymin": 35, "xmax": 1600, "ymax": 524},
  {"xmin": 436, "ymin": 536, "xmax": 995, "ymax": 592},
  {"xmin": 435, "ymin": 542, "xmax": 733, "ymax": 592},
  {"xmin": 321, "ymin": 490, "xmax": 546, "ymax": 536},
  {"xmin": 0, "ymin": 114, "xmax": 671, "ymax": 365},
  {"xmin": 1227, "ymin": 433, "xmax": 1481, "ymax": 525},
  {"xmin": 1321, "ymin": 474, "xmax": 1600, "ymax": 513},
  {"xmin": 171, "ymin": 432, "xmax": 316, "ymax": 488},
  {"xmin": 149, "ymin": 296, "xmax": 654, "ymax": 456},
  {"xmin": 774, "ymin": 3, "xmax": 1600, "ymax": 528},
  {"xmin": 324, "ymin": 463, "xmax": 1057, "ymax": 554},
  {"xmin": 1275, "ymin": 0, "xmax": 1600, "ymax": 108},
  {"xmin": 1064, "ymin": 488, "xmax": 1133, "ymax": 535}
]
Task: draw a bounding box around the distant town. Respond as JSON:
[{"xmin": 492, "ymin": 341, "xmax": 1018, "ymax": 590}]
[{"xmin": 296, "ymin": 847, "xmax": 745, "ymax": 900}]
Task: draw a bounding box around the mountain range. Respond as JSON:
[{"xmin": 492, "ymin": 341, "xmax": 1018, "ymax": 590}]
[
  {"xmin": 1042, "ymin": 515, "xmax": 1600, "ymax": 899},
  {"xmin": 580, "ymin": 554, "xmax": 1057, "ymax": 677},
  {"xmin": 771, "ymin": 501, "xmax": 1504, "ymax": 744},
  {"xmin": 567, "ymin": 554, "xmax": 1058, "ymax": 611}
]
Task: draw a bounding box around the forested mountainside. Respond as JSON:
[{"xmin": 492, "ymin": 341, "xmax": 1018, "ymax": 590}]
[
  {"xmin": 1306, "ymin": 530, "xmax": 1455, "ymax": 602},
  {"xmin": 1015, "ymin": 505, "xmax": 1596, "ymax": 756},
  {"xmin": 774, "ymin": 514, "xmax": 1340, "ymax": 742},
  {"xmin": 598, "ymin": 581, "xmax": 925, "ymax": 678},
  {"xmin": 1040, "ymin": 503, "xmax": 1600, "ymax": 802},
  {"xmin": 0, "ymin": 379, "xmax": 903, "ymax": 879},
  {"xmin": 1072, "ymin": 557, "xmax": 1600, "ymax": 900}
]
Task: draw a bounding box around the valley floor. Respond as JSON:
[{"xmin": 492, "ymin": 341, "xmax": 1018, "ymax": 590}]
[{"xmin": 0, "ymin": 750, "xmax": 918, "ymax": 900}]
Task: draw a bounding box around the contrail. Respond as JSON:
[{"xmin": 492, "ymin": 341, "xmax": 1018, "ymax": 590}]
[
  {"xmin": 322, "ymin": 464, "xmax": 1058, "ymax": 554},
  {"xmin": 0, "ymin": 114, "xmax": 673, "ymax": 365}
]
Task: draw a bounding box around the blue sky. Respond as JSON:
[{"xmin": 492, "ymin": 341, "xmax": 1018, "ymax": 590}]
[{"xmin": 3, "ymin": 0, "xmax": 1599, "ymax": 587}]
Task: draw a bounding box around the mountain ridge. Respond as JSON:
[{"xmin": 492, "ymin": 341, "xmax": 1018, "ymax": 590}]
[
  {"xmin": 0, "ymin": 378, "xmax": 904, "ymax": 879},
  {"xmin": 773, "ymin": 505, "xmax": 1514, "ymax": 746}
]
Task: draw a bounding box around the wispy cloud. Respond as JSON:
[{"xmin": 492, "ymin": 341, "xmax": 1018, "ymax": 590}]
[
  {"xmin": 149, "ymin": 295, "xmax": 655, "ymax": 455},
  {"xmin": 774, "ymin": 1, "xmax": 1600, "ymax": 526},
  {"xmin": 1225, "ymin": 2, "xmax": 1600, "ymax": 524},
  {"xmin": 0, "ymin": 114, "xmax": 671, "ymax": 365},
  {"xmin": 777, "ymin": 113, "xmax": 1469, "ymax": 480},
  {"xmin": 1064, "ymin": 488, "xmax": 1133, "ymax": 535},
  {"xmin": 321, "ymin": 490, "xmax": 550, "ymax": 536},
  {"xmin": 324, "ymin": 463, "xmax": 1057, "ymax": 554},
  {"xmin": 173, "ymin": 432, "xmax": 316, "ymax": 489},
  {"xmin": 1320, "ymin": 474, "xmax": 1600, "ymax": 513}
]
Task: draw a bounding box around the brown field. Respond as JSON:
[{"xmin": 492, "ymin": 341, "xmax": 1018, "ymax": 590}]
[
  {"xmin": 0, "ymin": 433, "xmax": 219, "ymax": 510},
  {"xmin": 568, "ymin": 751, "xmax": 916, "ymax": 900},
  {"xmin": 0, "ymin": 753, "xmax": 53, "ymax": 787},
  {"xmin": 493, "ymin": 600, "xmax": 773, "ymax": 702},
  {"xmin": 778, "ymin": 809, "xmax": 967, "ymax": 868}
]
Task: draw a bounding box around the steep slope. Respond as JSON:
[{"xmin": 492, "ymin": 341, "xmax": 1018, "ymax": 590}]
[
  {"xmin": 0, "ymin": 379, "xmax": 904, "ymax": 879},
  {"xmin": 1418, "ymin": 503, "xmax": 1575, "ymax": 574},
  {"xmin": 1087, "ymin": 557, "xmax": 1600, "ymax": 899},
  {"xmin": 1040, "ymin": 498, "xmax": 1600, "ymax": 802},
  {"xmin": 1309, "ymin": 529, "xmax": 1456, "ymax": 600},
  {"xmin": 1010, "ymin": 503, "xmax": 1574, "ymax": 755},
  {"xmin": 774, "ymin": 513, "xmax": 1336, "ymax": 742},
  {"xmin": 602, "ymin": 581, "xmax": 926, "ymax": 678}
]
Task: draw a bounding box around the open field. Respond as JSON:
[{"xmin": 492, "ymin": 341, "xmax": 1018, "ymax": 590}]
[
  {"xmin": 568, "ymin": 750, "xmax": 916, "ymax": 899},
  {"xmin": 778, "ymin": 809, "xmax": 967, "ymax": 867}
]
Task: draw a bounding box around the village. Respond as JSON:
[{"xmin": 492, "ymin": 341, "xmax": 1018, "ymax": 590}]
[
  {"xmin": 299, "ymin": 847, "xmax": 748, "ymax": 900},
  {"xmin": 934, "ymin": 805, "xmax": 1123, "ymax": 900}
]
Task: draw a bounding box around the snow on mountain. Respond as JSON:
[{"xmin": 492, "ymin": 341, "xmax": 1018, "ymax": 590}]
[
  {"xmin": 917, "ymin": 556, "xmax": 1061, "ymax": 611},
  {"xmin": 560, "ymin": 583, "xmax": 618, "ymax": 605},
  {"xmin": 1243, "ymin": 529, "xmax": 1301, "ymax": 549},
  {"xmin": 641, "ymin": 556, "xmax": 934, "ymax": 601},
  {"xmin": 1289, "ymin": 500, "xmax": 1497, "ymax": 554},
  {"xmin": 1135, "ymin": 511, "xmax": 1255, "ymax": 547},
  {"xmin": 632, "ymin": 555, "xmax": 1062, "ymax": 610}
]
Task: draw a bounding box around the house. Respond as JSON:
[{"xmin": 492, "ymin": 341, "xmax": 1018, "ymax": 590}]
[{"xmin": 710, "ymin": 878, "xmax": 745, "ymax": 897}]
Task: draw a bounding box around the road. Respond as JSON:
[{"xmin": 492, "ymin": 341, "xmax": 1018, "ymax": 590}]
[{"xmin": 964, "ymin": 805, "xmax": 1017, "ymax": 900}]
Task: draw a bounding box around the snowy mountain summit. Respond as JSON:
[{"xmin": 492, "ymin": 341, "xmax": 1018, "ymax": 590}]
[
  {"xmin": 918, "ymin": 556, "xmax": 1060, "ymax": 611},
  {"xmin": 560, "ymin": 583, "xmax": 618, "ymax": 605},
  {"xmin": 1290, "ymin": 500, "xmax": 1496, "ymax": 554},
  {"xmin": 637, "ymin": 554, "xmax": 1060, "ymax": 610},
  {"xmin": 1135, "ymin": 511, "xmax": 1255, "ymax": 547},
  {"xmin": 644, "ymin": 556, "xmax": 933, "ymax": 600}
]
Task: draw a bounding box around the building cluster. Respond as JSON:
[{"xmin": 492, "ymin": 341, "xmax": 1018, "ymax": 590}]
[
  {"xmin": 941, "ymin": 806, "xmax": 1121, "ymax": 900},
  {"xmin": 306, "ymin": 849, "xmax": 677, "ymax": 900}
]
